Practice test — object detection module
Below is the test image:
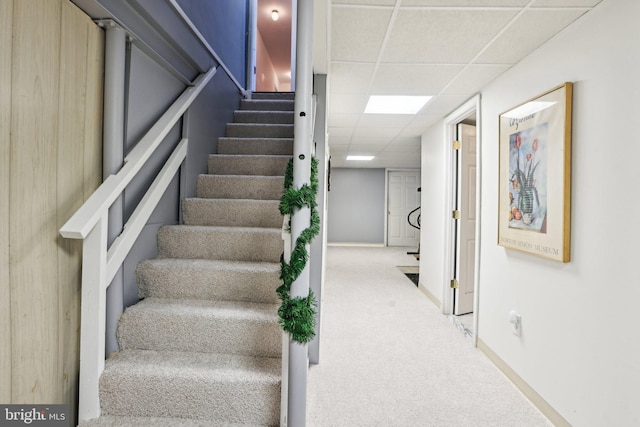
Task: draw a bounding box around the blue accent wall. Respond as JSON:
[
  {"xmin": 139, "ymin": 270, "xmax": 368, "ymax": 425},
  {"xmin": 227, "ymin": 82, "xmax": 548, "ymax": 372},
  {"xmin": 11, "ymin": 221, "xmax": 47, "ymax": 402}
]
[{"xmin": 177, "ymin": 0, "xmax": 249, "ymax": 87}]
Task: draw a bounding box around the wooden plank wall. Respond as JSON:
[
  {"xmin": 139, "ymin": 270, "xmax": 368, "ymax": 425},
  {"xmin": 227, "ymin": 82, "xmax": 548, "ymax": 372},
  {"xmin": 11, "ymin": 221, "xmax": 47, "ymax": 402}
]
[
  {"xmin": 0, "ymin": 0, "xmax": 104, "ymax": 421},
  {"xmin": 0, "ymin": 0, "xmax": 14, "ymax": 404}
]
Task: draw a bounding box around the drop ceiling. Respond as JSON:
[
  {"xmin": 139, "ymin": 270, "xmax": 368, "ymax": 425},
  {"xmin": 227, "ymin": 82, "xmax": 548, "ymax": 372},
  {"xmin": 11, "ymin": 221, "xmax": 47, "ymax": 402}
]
[{"xmin": 324, "ymin": 0, "xmax": 603, "ymax": 168}]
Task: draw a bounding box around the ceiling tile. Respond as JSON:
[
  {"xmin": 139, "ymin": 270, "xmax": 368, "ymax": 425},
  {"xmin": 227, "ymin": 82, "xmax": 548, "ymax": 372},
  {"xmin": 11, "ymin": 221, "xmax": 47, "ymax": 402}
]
[
  {"xmin": 442, "ymin": 64, "xmax": 511, "ymax": 95},
  {"xmin": 353, "ymin": 126, "xmax": 401, "ymax": 139},
  {"xmin": 330, "ymin": 62, "xmax": 376, "ymax": 93},
  {"xmin": 329, "ymin": 93, "xmax": 368, "ymax": 114},
  {"xmin": 370, "ymin": 63, "xmax": 464, "ymax": 94},
  {"xmin": 381, "ymin": 9, "xmax": 519, "ymax": 63},
  {"xmin": 530, "ymin": 0, "xmax": 602, "ymax": 6},
  {"xmin": 476, "ymin": 9, "xmax": 588, "ymax": 63},
  {"xmin": 350, "ymin": 136, "xmax": 393, "ymax": 146},
  {"xmin": 401, "ymin": 0, "xmax": 527, "ymax": 5},
  {"xmin": 399, "ymin": 119, "xmax": 441, "ymax": 136},
  {"xmin": 328, "ymin": 127, "xmax": 355, "ymax": 138},
  {"xmin": 385, "ymin": 141, "xmax": 421, "ymax": 152},
  {"xmin": 418, "ymin": 95, "xmax": 470, "ymax": 116},
  {"xmin": 331, "ymin": 6, "xmax": 393, "ymax": 62},
  {"xmin": 358, "ymin": 113, "xmax": 415, "ymax": 128},
  {"xmin": 349, "ymin": 143, "xmax": 387, "ymax": 152},
  {"xmin": 328, "ymin": 112, "xmax": 361, "ymax": 128}
]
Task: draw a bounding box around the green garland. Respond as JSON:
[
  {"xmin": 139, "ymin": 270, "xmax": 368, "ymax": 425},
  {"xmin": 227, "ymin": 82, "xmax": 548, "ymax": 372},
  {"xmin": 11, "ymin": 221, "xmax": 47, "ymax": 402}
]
[{"xmin": 277, "ymin": 157, "xmax": 320, "ymax": 343}]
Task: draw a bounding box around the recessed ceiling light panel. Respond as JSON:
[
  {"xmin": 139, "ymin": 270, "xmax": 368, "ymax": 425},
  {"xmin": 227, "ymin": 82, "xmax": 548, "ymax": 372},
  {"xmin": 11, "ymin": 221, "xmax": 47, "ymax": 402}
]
[
  {"xmin": 347, "ymin": 155, "xmax": 375, "ymax": 161},
  {"xmin": 364, "ymin": 95, "xmax": 431, "ymax": 114}
]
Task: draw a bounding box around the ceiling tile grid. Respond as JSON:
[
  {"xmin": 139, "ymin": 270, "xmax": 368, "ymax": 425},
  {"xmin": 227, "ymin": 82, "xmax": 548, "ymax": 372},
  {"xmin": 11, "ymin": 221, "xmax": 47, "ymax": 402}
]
[{"xmin": 326, "ymin": 0, "xmax": 604, "ymax": 168}]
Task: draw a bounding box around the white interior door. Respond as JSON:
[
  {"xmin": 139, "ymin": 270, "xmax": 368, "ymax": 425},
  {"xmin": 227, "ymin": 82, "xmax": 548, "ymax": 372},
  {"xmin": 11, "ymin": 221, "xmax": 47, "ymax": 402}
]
[
  {"xmin": 387, "ymin": 170, "xmax": 421, "ymax": 247},
  {"xmin": 454, "ymin": 124, "xmax": 476, "ymax": 315}
]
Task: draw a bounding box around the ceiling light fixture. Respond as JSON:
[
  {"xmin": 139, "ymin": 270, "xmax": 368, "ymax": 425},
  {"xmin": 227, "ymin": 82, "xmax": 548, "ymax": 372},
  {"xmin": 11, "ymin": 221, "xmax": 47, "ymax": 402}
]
[
  {"xmin": 364, "ymin": 95, "xmax": 431, "ymax": 115},
  {"xmin": 271, "ymin": 9, "xmax": 279, "ymax": 21},
  {"xmin": 347, "ymin": 155, "xmax": 375, "ymax": 161}
]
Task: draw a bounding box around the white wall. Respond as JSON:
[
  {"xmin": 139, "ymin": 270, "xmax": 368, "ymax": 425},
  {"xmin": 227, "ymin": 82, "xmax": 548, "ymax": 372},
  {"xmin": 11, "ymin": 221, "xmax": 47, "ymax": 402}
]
[
  {"xmin": 421, "ymin": 0, "xmax": 640, "ymax": 425},
  {"xmin": 419, "ymin": 124, "xmax": 446, "ymax": 304}
]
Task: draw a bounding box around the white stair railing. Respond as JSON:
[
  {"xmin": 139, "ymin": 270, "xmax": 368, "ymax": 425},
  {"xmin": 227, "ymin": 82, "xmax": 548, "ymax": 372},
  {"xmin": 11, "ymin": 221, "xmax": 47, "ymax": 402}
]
[{"xmin": 59, "ymin": 66, "xmax": 216, "ymax": 422}]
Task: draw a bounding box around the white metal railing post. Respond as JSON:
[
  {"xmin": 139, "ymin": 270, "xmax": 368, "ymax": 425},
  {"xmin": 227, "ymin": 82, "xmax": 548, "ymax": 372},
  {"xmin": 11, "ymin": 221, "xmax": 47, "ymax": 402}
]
[
  {"xmin": 280, "ymin": 214, "xmax": 291, "ymax": 427},
  {"xmin": 288, "ymin": 0, "xmax": 313, "ymax": 425},
  {"xmin": 77, "ymin": 213, "xmax": 108, "ymax": 421},
  {"xmin": 100, "ymin": 20, "xmax": 127, "ymax": 356}
]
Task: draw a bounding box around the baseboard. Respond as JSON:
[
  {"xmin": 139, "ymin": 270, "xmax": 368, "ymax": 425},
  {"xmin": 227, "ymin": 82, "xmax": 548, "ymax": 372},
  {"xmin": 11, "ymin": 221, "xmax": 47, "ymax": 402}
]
[
  {"xmin": 418, "ymin": 284, "xmax": 441, "ymax": 309},
  {"xmin": 477, "ymin": 338, "xmax": 571, "ymax": 427},
  {"xmin": 327, "ymin": 242, "xmax": 385, "ymax": 247}
]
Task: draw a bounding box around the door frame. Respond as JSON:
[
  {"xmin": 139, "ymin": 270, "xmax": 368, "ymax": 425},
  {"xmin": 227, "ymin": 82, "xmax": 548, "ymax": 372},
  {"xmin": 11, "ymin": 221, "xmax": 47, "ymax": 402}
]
[
  {"xmin": 384, "ymin": 168, "xmax": 421, "ymax": 247},
  {"xmin": 441, "ymin": 95, "xmax": 482, "ymax": 346}
]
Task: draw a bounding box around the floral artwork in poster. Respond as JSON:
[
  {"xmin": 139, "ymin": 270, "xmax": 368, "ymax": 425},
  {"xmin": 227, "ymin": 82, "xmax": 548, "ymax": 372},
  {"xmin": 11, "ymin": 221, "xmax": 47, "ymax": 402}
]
[
  {"xmin": 498, "ymin": 83, "xmax": 572, "ymax": 262},
  {"xmin": 508, "ymin": 123, "xmax": 547, "ymax": 233}
]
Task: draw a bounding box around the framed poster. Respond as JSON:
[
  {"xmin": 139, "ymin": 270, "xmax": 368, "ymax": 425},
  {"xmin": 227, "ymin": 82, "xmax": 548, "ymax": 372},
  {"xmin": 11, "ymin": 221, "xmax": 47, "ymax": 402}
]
[{"xmin": 498, "ymin": 82, "xmax": 572, "ymax": 262}]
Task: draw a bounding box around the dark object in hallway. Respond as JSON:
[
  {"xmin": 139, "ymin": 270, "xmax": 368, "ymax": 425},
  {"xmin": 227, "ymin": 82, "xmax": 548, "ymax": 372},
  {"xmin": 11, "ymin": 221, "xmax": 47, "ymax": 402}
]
[{"xmin": 404, "ymin": 273, "xmax": 419, "ymax": 287}]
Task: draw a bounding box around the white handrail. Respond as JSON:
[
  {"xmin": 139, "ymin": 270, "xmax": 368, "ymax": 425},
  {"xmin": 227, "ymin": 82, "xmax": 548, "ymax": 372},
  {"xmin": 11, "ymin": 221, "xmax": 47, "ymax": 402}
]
[
  {"xmin": 60, "ymin": 68, "xmax": 216, "ymax": 240},
  {"xmin": 106, "ymin": 138, "xmax": 188, "ymax": 284},
  {"xmin": 61, "ymin": 67, "xmax": 215, "ymax": 422}
]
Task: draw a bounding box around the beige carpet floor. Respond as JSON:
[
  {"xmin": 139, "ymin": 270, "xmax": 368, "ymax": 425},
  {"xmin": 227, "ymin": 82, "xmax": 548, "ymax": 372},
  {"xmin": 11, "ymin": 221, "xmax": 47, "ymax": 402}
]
[{"xmin": 307, "ymin": 246, "xmax": 552, "ymax": 427}]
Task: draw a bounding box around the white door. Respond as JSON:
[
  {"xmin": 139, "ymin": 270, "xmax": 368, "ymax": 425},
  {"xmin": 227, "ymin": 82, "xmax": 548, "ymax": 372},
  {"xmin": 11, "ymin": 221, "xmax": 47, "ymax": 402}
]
[
  {"xmin": 454, "ymin": 124, "xmax": 476, "ymax": 315},
  {"xmin": 387, "ymin": 170, "xmax": 421, "ymax": 247}
]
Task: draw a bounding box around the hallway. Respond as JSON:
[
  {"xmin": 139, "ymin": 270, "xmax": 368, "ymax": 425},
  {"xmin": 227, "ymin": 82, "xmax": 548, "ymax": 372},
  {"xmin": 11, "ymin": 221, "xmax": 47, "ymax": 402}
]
[{"xmin": 307, "ymin": 246, "xmax": 552, "ymax": 426}]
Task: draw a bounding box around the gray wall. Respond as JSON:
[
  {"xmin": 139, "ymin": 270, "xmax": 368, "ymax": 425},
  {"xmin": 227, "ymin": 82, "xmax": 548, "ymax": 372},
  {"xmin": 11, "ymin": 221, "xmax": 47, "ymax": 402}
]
[{"xmin": 327, "ymin": 168, "xmax": 386, "ymax": 244}]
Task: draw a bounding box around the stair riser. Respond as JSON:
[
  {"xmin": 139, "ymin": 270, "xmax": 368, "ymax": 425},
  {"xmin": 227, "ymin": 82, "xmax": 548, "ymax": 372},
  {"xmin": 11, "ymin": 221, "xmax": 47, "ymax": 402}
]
[
  {"xmin": 183, "ymin": 199, "xmax": 283, "ymax": 228},
  {"xmin": 240, "ymin": 99, "xmax": 294, "ymax": 111},
  {"xmin": 117, "ymin": 310, "xmax": 281, "ymax": 358},
  {"xmin": 226, "ymin": 124, "xmax": 294, "ymax": 139},
  {"xmin": 197, "ymin": 175, "xmax": 284, "ymax": 201},
  {"xmin": 136, "ymin": 260, "xmax": 280, "ymax": 304},
  {"xmin": 233, "ymin": 110, "xmax": 294, "ymax": 124},
  {"xmin": 251, "ymin": 92, "xmax": 295, "ymax": 101},
  {"xmin": 218, "ymin": 138, "xmax": 293, "ymax": 156},
  {"xmin": 100, "ymin": 375, "xmax": 279, "ymax": 424},
  {"xmin": 208, "ymin": 155, "xmax": 290, "ymax": 176},
  {"xmin": 158, "ymin": 226, "xmax": 283, "ymax": 263}
]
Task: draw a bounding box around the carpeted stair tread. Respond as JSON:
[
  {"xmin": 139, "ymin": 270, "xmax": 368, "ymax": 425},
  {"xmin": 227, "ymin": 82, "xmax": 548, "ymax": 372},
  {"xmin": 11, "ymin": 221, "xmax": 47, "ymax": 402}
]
[
  {"xmin": 80, "ymin": 415, "xmax": 274, "ymax": 426},
  {"xmin": 240, "ymin": 99, "xmax": 294, "ymax": 111},
  {"xmin": 183, "ymin": 198, "xmax": 282, "ymax": 228},
  {"xmin": 218, "ymin": 137, "xmax": 293, "ymax": 155},
  {"xmin": 99, "ymin": 349, "xmax": 280, "ymax": 425},
  {"xmin": 117, "ymin": 298, "xmax": 281, "ymax": 358},
  {"xmin": 157, "ymin": 225, "xmax": 282, "ymax": 262},
  {"xmin": 233, "ymin": 110, "xmax": 294, "ymax": 124},
  {"xmin": 208, "ymin": 154, "xmax": 291, "ymax": 176},
  {"xmin": 196, "ymin": 175, "xmax": 284, "ymax": 200},
  {"xmin": 226, "ymin": 123, "xmax": 294, "ymax": 138},
  {"xmin": 136, "ymin": 258, "xmax": 280, "ymax": 303}
]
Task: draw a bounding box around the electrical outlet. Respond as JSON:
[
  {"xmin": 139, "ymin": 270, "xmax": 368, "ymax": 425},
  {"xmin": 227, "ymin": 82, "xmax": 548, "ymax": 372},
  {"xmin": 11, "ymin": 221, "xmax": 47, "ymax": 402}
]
[{"xmin": 508, "ymin": 310, "xmax": 521, "ymax": 336}]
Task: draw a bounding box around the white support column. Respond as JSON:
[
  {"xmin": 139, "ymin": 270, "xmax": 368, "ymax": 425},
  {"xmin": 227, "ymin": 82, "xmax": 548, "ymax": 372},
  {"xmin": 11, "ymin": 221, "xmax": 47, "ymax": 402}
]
[
  {"xmin": 100, "ymin": 20, "xmax": 127, "ymax": 356},
  {"xmin": 288, "ymin": 1, "xmax": 313, "ymax": 426},
  {"xmin": 78, "ymin": 214, "xmax": 108, "ymax": 422}
]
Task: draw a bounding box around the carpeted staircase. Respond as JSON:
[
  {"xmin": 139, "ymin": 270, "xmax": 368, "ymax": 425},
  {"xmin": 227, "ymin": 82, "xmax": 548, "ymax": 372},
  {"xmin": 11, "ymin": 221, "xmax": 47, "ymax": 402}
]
[{"xmin": 81, "ymin": 92, "xmax": 294, "ymax": 427}]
